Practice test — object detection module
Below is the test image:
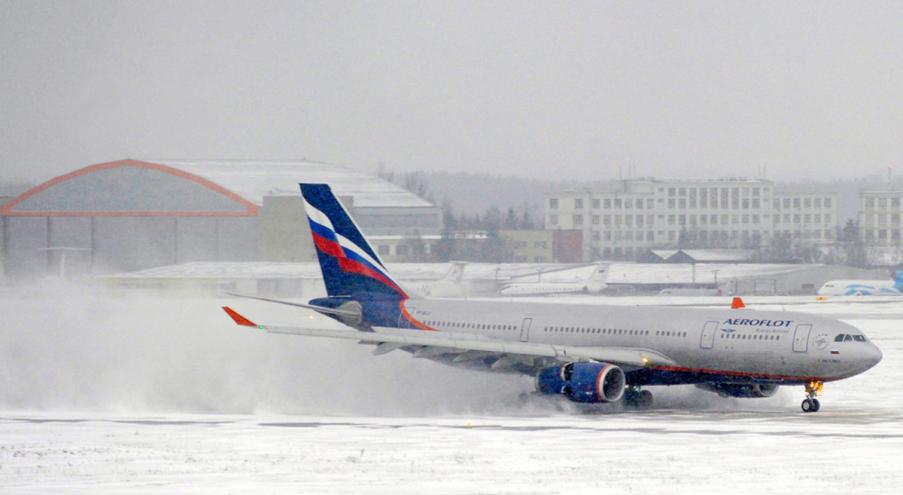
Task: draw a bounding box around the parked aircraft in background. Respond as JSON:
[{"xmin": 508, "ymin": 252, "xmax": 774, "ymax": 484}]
[
  {"xmin": 401, "ymin": 261, "xmax": 469, "ymax": 297},
  {"xmin": 499, "ymin": 263, "xmax": 608, "ymax": 296},
  {"xmin": 818, "ymin": 271, "xmax": 903, "ymax": 296},
  {"xmin": 223, "ymin": 184, "xmax": 882, "ymax": 413}
]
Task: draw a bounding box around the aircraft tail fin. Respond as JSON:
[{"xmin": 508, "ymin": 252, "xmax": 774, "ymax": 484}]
[
  {"xmin": 444, "ymin": 261, "xmax": 467, "ymax": 283},
  {"xmin": 589, "ymin": 262, "xmax": 609, "ymax": 283},
  {"xmin": 300, "ymin": 183, "xmax": 409, "ymax": 301}
]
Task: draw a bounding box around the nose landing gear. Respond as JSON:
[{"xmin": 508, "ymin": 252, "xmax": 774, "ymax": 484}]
[{"xmin": 801, "ymin": 381, "xmax": 823, "ymax": 413}]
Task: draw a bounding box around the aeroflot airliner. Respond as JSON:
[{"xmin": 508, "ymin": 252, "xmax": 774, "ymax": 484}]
[{"xmin": 223, "ymin": 184, "xmax": 883, "ymax": 413}]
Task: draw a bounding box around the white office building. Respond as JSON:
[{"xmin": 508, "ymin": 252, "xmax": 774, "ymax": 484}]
[
  {"xmin": 546, "ymin": 178, "xmax": 837, "ymax": 261},
  {"xmin": 859, "ymin": 190, "xmax": 903, "ymax": 245}
]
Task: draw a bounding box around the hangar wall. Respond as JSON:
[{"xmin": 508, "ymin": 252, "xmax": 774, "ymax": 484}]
[
  {"xmin": 1, "ymin": 159, "xmax": 441, "ymax": 279},
  {"xmin": 2, "ymin": 215, "xmax": 258, "ymax": 277}
]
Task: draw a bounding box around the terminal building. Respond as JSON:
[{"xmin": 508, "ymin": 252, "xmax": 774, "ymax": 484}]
[
  {"xmin": 545, "ymin": 178, "xmax": 838, "ymax": 261},
  {"xmin": 0, "ymin": 159, "xmax": 441, "ymax": 278}
]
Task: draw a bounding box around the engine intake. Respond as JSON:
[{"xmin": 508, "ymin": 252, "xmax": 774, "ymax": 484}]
[
  {"xmin": 536, "ymin": 362, "xmax": 626, "ymax": 403},
  {"xmin": 696, "ymin": 383, "xmax": 780, "ymax": 398}
]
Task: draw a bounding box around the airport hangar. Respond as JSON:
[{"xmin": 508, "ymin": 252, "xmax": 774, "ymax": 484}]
[{"xmin": 0, "ymin": 159, "xmax": 442, "ymax": 279}]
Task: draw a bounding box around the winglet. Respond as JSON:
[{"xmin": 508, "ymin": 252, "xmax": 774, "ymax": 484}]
[
  {"xmin": 731, "ymin": 297, "xmax": 745, "ymax": 309},
  {"xmin": 222, "ymin": 306, "xmax": 257, "ymax": 327}
]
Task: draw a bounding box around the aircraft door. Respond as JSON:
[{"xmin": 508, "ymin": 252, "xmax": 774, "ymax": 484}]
[
  {"xmin": 792, "ymin": 324, "xmax": 812, "ymax": 353},
  {"xmin": 520, "ymin": 318, "xmax": 533, "ymax": 342},
  {"xmin": 700, "ymin": 321, "xmax": 719, "ymax": 349}
]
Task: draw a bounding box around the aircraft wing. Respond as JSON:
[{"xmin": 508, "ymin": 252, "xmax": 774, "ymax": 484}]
[{"xmin": 222, "ymin": 306, "xmax": 676, "ymax": 369}]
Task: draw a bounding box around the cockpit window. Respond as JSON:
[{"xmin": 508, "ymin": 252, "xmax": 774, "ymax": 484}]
[
  {"xmin": 844, "ymin": 334, "xmax": 854, "ymax": 342},
  {"xmin": 834, "ymin": 334, "xmax": 846, "ymax": 342},
  {"xmin": 853, "ymin": 335, "xmax": 867, "ymax": 342}
]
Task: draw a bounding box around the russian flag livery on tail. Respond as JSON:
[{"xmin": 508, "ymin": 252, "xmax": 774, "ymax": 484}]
[
  {"xmin": 301, "ymin": 183, "xmax": 407, "ymax": 299},
  {"xmin": 221, "ymin": 182, "xmax": 882, "ymax": 414},
  {"xmin": 300, "ymin": 184, "xmax": 432, "ymax": 330}
]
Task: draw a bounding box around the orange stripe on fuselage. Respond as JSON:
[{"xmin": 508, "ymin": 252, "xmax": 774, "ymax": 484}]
[{"xmin": 399, "ymin": 300, "xmax": 436, "ymax": 331}]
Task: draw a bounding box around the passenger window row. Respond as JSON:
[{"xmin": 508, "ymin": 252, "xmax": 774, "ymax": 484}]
[
  {"xmin": 720, "ymin": 333, "xmax": 779, "ymax": 341},
  {"xmin": 424, "ymin": 321, "xmax": 517, "ymax": 331},
  {"xmin": 543, "ymin": 327, "xmax": 687, "ymax": 338},
  {"xmin": 545, "ymin": 327, "xmax": 649, "ymax": 336},
  {"xmin": 656, "ymin": 331, "xmax": 687, "ymax": 338}
]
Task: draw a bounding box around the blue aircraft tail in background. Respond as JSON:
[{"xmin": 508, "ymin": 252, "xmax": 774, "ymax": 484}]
[{"xmin": 893, "ymin": 270, "xmax": 903, "ymax": 291}]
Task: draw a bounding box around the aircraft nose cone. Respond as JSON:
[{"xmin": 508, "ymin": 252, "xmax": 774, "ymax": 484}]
[{"xmin": 867, "ymin": 344, "xmax": 884, "ymax": 369}]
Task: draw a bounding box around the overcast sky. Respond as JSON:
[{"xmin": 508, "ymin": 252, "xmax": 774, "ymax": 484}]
[{"xmin": 1, "ymin": 1, "xmax": 902, "ymax": 183}]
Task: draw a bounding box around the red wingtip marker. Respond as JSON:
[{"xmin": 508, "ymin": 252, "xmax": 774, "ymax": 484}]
[
  {"xmin": 222, "ymin": 306, "xmax": 257, "ymax": 327},
  {"xmin": 731, "ymin": 297, "xmax": 746, "ymax": 309}
]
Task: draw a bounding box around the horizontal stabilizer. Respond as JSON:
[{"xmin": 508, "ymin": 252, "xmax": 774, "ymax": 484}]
[{"xmin": 225, "ymin": 292, "xmax": 360, "ymax": 318}]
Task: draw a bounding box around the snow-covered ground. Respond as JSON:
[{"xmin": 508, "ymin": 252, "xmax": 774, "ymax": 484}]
[
  {"xmin": 3, "ymin": 404, "xmax": 901, "ymax": 495},
  {"xmin": 1, "ymin": 284, "xmax": 902, "ymax": 494}
]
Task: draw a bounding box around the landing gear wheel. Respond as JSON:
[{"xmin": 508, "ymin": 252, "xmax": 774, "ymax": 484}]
[
  {"xmin": 802, "ymin": 381, "xmax": 824, "ymax": 413},
  {"xmin": 801, "ymin": 398, "xmax": 814, "ymax": 413},
  {"xmin": 624, "ymin": 387, "xmax": 653, "ymax": 409},
  {"xmin": 801, "ymin": 398, "xmax": 821, "ymax": 413}
]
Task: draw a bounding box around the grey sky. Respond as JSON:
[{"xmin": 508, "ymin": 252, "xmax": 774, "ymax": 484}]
[{"xmin": 1, "ymin": 1, "xmax": 901, "ymax": 183}]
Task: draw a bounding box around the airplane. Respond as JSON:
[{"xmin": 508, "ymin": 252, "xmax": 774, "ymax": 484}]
[
  {"xmin": 817, "ymin": 271, "xmax": 903, "ymax": 296},
  {"xmin": 499, "ymin": 263, "xmax": 608, "ymax": 296},
  {"xmin": 222, "ymin": 183, "xmax": 883, "ymax": 413},
  {"xmin": 403, "ymin": 261, "xmax": 469, "ymax": 297}
]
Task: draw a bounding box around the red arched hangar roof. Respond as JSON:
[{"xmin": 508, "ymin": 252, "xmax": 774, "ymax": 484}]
[{"xmin": 1, "ymin": 159, "xmax": 259, "ymax": 217}]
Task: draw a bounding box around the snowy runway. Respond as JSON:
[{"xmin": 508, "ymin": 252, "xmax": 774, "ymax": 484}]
[
  {"xmin": 1, "ymin": 287, "xmax": 902, "ymax": 493},
  {"xmin": 2, "ymin": 406, "xmax": 902, "ymax": 495}
]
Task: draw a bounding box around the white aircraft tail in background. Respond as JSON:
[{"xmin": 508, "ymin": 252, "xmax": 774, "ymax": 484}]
[
  {"xmin": 499, "ymin": 262, "xmax": 608, "ymax": 296},
  {"xmin": 413, "ymin": 261, "xmax": 470, "ymax": 297}
]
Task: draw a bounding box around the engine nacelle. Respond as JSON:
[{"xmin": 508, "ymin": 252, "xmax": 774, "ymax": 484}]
[
  {"xmin": 536, "ymin": 362, "xmax": 626, "ymax": 403},
  {"xmin": 696, "ymin": 383, "xmax": 780, "ymax": 398}
]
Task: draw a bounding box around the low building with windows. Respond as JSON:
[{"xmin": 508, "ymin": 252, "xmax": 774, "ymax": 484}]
[
  {"xmin": 545, "ymin": 178, "xmax": 837, "ymax": 261},
  {"xmin": 499, "ymin": 229, "xmax": 554, "ymax": 262},
  {"xmin": 498, "ymin": 229, "xmax": 582, "ymax": 263},
  {"xmin": 370, "ymin": 234, "xmax": 441, "ymax": 262}
]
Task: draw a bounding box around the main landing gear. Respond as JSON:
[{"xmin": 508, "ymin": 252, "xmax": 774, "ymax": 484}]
[
  {"xmin": 801, "ymin": 381, "xmax": 823, "ymax": 413},
  {"xmin": 624, "ymin": 386, "xmax": 654, "ymax": 409}
]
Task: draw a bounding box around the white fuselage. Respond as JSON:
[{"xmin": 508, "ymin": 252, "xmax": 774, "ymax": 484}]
[
  {"xmin": 817, "ymin": 280, "xmax": 901, "ymax": 296},
  {"xmin": 401, "ymin": 298, "xmax": 882, "ymax": 384},
  {"xmin": 498, "ymin": 282, "xmax": 603, "ymax": 297}
]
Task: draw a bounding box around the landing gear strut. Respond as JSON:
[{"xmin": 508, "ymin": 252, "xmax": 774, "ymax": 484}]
[
  {"xmin": 624, "ymin": 386, "xmax": 653, "ymax": 409},
  {"xmin": 801, "ymin": 381, "xmax": 823, "ymax": 413}
]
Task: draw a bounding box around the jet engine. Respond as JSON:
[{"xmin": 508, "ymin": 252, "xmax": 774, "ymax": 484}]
[
  {"xmin": 696, "ymin": 383, "xmax": 780, "ymax": 398},
  {"xmin": 536, "ymin": 362, "xmax": 626, "ymax": 403}
]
